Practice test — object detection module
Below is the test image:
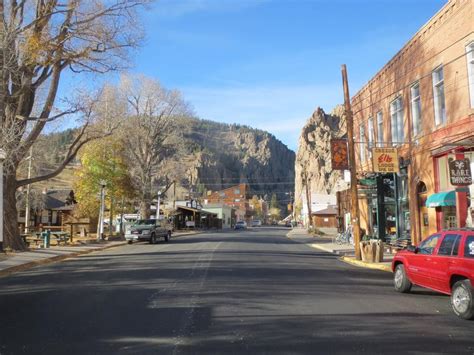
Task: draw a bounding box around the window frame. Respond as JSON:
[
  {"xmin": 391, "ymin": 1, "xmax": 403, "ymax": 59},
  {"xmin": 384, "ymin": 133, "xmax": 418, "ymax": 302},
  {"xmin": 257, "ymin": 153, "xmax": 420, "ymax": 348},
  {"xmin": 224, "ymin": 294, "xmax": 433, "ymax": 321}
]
[
  {"xmin": 432, "ymin": 65, "xmax": 447, "ymax": 125},
  {"xmin": 367, "ymin": 117, "xmax": 374, "ymax": 159},
  {"xmin": 464, "ymin": 235, "xmax": 474, "ymax": 258},
  {"xmin": 376, "ymin": 111, "xmax": 383, "ymax": 147},
  {"xmin": 410, "ymin": 82, "xmax": 422, "ymax": 137},
  {"xmin": 437, "ymin": 233, "xmax": 461, "ymax": 256},
  {"xmin": 359, "ymin": 123, "xmax": 366, "ymax": 163},
  {"xmin": 467, "ymin": 42, "xmax": 474, "ymax": 108},
  {"xmin": 390, "ymin": 97, "xmax": 404, "ymax": 146},
  {"xmin": 418, "ymin": 234, "xmax": 441, "ymax": 255}
]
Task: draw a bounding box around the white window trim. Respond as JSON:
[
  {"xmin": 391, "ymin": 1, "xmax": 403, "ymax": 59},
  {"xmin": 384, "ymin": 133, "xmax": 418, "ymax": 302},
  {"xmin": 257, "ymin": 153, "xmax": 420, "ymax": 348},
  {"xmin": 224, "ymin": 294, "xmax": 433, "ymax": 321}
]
[
  {"xmin": 410, "ymin": 82, "xmax": 422, "ymax": 137},
  {"xmin": 467, "ymin": 42, "xmax": 474, "ymax": 108},
  {"xmin": 432, "ymin": 65, "xmax": 446, "ymax": 125},
  {"xmin": 360, "ymin": 124, "xmax": 366, "ymax": 163},
  {"xmin": 390, "ymin": 97, "xmax": 404, "ymax": 146},
  {"xmin": 376, "ymin": 111, "xmax": 383, "ymax": 147}
]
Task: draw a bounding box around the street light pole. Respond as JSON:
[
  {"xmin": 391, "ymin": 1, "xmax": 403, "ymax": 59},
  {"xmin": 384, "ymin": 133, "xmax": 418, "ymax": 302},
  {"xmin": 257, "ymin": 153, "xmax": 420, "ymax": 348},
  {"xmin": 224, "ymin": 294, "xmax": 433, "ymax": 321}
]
[
  {"xmin": 24, "ymin": 147, "xmax": 33, "ymax": 234},
  {"xmin": 97, "ymin": 180, "xmax": 106, "ymax": 240},
  {"xmin": 0, "ymin": 149, "xmax": 6, "ymax": 251},
  {"xmin": 157, "ymin": 190, "xmax": 162, "ymax": 220}
]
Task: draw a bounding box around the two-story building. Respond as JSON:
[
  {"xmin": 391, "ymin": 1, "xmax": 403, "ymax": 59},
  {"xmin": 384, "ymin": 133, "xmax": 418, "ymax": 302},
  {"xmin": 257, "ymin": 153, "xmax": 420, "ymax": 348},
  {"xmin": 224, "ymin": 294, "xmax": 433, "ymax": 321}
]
[{"xmin": 351, "ymin": 0, "xmax": 474, "ymax": 244}]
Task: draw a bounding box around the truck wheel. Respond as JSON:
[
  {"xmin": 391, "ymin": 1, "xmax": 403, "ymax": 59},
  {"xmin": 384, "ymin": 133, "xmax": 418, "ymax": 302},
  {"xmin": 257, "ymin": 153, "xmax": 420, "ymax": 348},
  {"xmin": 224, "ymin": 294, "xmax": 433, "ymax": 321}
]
[
  {"xmin": 394, "ymin": 264, "xmax": 412, "ymax": 293},
  {"xmin": 150, "ymin": 233, "xmax": 156, "ymax": 244},
  {"xmin": 165, "ymin": 231, "xmax": 171, "ymax": 242},
  {"xmin": 451, "ymin": 280, "xmax": 474, "ymax": 320}
]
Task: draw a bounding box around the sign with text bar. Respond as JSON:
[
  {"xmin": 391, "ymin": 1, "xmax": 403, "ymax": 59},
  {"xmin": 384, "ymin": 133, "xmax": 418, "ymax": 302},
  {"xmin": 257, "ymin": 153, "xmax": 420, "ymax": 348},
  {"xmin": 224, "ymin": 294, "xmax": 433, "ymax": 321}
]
[{"xmin": 373, "ymin": 148, "xmax": 399, "ymax": 173}]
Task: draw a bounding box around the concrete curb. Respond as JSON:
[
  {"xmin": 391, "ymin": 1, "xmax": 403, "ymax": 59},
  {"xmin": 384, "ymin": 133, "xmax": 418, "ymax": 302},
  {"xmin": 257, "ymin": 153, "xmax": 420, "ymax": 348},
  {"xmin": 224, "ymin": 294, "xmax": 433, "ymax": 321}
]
[
  {"xmin": 340, "ymin": 256, "xmax": 392, "ymax": 273},
  {"xmin": 0, "ymin": 242, "xmax": 128, "ymax": 279}
]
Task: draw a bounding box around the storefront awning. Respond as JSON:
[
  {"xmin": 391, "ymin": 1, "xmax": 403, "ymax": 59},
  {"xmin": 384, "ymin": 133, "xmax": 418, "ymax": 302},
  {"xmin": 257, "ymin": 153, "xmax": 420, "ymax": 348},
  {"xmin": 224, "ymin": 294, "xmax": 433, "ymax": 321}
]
[{"xmin": 426, "ymin": 191, "xmax": 456, "ymax": 208}]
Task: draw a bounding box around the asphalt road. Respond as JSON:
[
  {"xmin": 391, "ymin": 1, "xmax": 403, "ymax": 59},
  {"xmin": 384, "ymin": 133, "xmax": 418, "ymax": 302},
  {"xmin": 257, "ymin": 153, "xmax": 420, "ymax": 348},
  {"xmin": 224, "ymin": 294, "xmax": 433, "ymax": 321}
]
[{"xmin": 0, "ymin": 227, "xmax": 473, "ymax": 354}]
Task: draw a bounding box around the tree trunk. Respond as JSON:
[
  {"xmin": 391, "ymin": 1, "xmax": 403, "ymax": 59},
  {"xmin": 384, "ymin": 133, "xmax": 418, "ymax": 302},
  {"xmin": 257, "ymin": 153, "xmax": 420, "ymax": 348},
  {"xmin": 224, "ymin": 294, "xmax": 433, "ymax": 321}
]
[
  {"xmin": 4, "ymin": 174, "xmax": 26, "ymax": 250},
  {"xmin": 139, "ymin": 200, "xmax": 150, "ymax": 219}
]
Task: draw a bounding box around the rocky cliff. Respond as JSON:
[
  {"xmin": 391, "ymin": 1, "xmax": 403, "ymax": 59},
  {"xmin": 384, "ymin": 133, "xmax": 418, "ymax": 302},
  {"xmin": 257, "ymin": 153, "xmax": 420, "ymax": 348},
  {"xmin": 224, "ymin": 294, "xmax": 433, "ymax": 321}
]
[
  {"xmin": 163, "ymin": 117, "xmax": 295, "ymax": 201},
  {"xmin": 294, "ymin": 106, "xmax": 347, "ymax": 209},
  {"xmin": 32, "ymin": 117, "xmax": 296, "ymax": 204}
]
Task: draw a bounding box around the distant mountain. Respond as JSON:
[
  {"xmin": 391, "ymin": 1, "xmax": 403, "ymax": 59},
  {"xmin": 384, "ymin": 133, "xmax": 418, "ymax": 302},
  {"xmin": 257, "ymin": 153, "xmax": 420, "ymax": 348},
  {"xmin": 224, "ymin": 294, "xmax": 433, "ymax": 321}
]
[{"xmin": 29, "ymin": 117, "xmax": 296, "ymax": 205}]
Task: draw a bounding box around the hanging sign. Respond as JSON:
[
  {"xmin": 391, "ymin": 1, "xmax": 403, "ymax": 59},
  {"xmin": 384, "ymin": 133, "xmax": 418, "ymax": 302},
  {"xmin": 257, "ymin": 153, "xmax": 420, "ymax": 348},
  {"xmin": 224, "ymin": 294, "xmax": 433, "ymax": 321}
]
[
  {"xmin": 330, "ymin": 139, "xmax": 349, "ymax": 170},
  {"xmin": 449, "ymin": 158, "xmax": 472, "ymax": 186},
  {"xmin": 373, "ymin": 148, "xmax": 399, "ymax": 173}
]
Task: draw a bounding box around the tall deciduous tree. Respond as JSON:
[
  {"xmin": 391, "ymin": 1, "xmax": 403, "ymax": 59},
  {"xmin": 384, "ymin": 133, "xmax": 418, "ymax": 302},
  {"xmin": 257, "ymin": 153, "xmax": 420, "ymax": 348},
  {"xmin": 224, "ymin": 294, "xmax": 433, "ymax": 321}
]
[
  {"xmin": 0, "ymin": 0, "xmax": 148, "ymax": 250},
  {"xmin": 74, "ymin": 137, "xmax": 134, "ymax": 222},
  {"xmin": 120, "ymin": 75, "xmax": 190, "ymax": 218}
]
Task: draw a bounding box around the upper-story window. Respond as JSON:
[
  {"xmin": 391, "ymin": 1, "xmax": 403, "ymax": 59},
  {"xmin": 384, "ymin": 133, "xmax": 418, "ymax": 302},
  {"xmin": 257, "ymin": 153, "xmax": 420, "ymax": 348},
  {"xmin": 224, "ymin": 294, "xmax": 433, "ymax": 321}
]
[
  {"xmin": 410, "ymin": 82, "xmax": 422, "ymax": 136},
  {"xmin": 376, "ymin": 111, "xmax": 383, "ymax": 147},
  {"xmin": 359, "ymin": 124, "xmax": 366, "ymax": 163},
  {"xmin": 234, "ymin": 189, "xmax": 240, "ymax": 195},
  {"xmin": 367, "ymin": 117, "xmax": 374, "ymax": 158},
  {"xmin": 432, "ymin": 66, "xmax": 446, "ymax": 125},
  {"xmin": 467, "ymin": 42, "xmax": 474, "ymax": 108},
  {"xmin": 390, "ymin": 97, "xmax": 404, "ymax": 146}
]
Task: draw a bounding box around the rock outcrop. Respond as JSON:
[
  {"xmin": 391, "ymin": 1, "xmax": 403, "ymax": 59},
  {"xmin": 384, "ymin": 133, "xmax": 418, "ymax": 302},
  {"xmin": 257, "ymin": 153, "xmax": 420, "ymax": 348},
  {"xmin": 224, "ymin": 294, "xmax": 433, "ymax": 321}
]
[{"xmin": 294, "ymin": 106, "xmax": 348, "ymax": 209}]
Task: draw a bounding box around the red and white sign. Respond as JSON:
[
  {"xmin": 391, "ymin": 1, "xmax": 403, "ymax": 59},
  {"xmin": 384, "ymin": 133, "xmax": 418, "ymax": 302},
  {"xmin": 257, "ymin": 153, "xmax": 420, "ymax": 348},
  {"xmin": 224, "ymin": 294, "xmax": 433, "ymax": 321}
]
[{"xmin": 373, "ymin": 148, "xmax": 399, "ymax": 173}]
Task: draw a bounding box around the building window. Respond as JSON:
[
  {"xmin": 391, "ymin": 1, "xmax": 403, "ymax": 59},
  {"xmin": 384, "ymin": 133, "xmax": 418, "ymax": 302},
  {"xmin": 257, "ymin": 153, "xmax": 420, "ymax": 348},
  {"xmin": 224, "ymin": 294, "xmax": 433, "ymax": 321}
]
[
  {"xmin": 410, "ymin": 82, "xmax": 422, "ymax": 136},
  {"xmin": 234, "ymin": 189, "xmax": 240, "ymax": 195},
  {"xmin": 359, "ymin": 124, "xmax": 366, "ymax": 163},
  {"xmin": 390, "ymin": 97, "xmax": 404, "ymax": 146},
  {"xmin": 467, "ymin": 42, "xmax": 474, "ymax": 108},
  {"xmin": 367, "ymin": 117, "xmax": 374, "ymax": 158},
  {"xmin": 376, "ymin": 111, "xmax": 383, "ymax": 147},
  {"xmin": 432, "ymin": 66, "xmax": 446, "ymax": 125}
]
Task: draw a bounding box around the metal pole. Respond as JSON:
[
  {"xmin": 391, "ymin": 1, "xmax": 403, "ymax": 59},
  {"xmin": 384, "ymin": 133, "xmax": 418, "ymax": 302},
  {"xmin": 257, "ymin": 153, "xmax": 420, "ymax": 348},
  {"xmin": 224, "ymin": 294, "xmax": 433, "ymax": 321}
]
[
  {"xmin": 97, "ymin": 181, "xmax": 106, "ymax": 240},
  {"xmin": 341, "ymin": 64, "xmax": 362, "ymax": 260},
  {"xmin": 24, "ymin": 147, "xmax": 32, "ymax": 234},
  {"xmin": 157, "ymin": 191, "xmax": 161, "ymax": 220},
  {"xmin": 0, "ymin": 154, "xmax": 4, "ymax": 251}
]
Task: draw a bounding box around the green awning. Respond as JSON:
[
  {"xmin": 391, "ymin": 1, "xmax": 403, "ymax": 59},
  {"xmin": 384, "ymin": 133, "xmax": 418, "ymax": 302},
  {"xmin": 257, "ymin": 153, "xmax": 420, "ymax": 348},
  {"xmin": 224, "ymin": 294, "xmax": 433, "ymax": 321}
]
[{"xmin": 426, "ymin": 191, "xmax": 456, "ymax": 208}]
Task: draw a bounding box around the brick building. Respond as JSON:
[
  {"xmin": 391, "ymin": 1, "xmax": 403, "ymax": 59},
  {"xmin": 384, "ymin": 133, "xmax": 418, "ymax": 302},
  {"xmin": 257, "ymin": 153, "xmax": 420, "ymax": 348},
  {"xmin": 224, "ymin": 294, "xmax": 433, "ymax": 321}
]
[
  {"xmin": 205, "ymin": 183, "xmax": 252, "ymax": 222},
  {"xmin": 351, "ymin": 0, "xmax": 474, "ymax": 244}
]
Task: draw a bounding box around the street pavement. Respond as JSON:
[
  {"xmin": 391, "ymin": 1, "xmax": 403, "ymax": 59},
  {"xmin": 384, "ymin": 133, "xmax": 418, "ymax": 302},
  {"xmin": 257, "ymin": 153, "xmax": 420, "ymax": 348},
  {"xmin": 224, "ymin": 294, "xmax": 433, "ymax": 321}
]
[{"xmin": 0, "ymin": 227, "xmax": 473, "ymax": 354}]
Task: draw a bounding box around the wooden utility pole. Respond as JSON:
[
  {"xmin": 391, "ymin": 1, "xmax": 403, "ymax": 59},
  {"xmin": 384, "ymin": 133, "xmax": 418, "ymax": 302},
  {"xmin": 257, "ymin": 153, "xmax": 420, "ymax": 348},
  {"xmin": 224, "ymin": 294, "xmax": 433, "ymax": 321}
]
[{"xmin": 341, "ymin": 64, "xmax": 362, "ymax": 260}]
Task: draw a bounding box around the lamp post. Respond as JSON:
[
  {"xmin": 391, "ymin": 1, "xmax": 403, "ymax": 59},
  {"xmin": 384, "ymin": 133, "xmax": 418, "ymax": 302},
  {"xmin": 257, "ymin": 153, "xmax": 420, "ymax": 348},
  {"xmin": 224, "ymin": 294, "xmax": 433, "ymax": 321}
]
[
  {"xmin": 97, "ymin": 180, "xmax": 106, "ymax": 240},
  {"xmin": 0, "ymin": 148, "xmax": 6, "ymax": 251},
  {"xmin": 157, "ymin": 190, "xmax": 162, "ymax": 220}
]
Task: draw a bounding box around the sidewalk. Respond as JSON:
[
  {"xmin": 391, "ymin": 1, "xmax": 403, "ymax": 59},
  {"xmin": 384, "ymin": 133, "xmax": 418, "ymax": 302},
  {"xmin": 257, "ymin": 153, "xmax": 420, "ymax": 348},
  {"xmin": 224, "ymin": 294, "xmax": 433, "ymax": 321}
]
[
  {"xmin": 287, "ymin": 227, "xmax": 393, "ymax": 273},
  {"xmin": 0, "ymin": 229, "xmax": 206, "ymax": 278}
]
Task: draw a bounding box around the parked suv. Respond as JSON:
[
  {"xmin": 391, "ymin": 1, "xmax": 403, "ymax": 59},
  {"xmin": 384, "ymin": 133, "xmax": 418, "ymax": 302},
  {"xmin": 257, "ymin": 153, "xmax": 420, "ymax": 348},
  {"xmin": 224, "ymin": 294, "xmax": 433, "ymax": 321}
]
[
  {"xmin": 392, "ymin": 228, "xmax": 474, "ymax": 320},
  {"xmin": 126, "ymin": 219, "xmax": 172, "ymax": 244}
]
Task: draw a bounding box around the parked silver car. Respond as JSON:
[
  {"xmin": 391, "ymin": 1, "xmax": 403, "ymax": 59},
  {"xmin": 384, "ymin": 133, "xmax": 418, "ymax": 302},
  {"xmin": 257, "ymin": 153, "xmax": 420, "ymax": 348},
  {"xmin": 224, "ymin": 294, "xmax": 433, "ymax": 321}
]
[{"xmin": 125, "ymin": 219, "xmax": 172, "ymax": 244}]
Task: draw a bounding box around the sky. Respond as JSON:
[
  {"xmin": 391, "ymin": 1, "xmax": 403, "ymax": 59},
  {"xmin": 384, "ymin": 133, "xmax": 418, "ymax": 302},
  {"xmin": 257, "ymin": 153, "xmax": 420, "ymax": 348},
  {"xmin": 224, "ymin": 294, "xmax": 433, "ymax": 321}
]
[{"xmin": 81, "ymin": 0, "xmax": 448, "ymax": 151}]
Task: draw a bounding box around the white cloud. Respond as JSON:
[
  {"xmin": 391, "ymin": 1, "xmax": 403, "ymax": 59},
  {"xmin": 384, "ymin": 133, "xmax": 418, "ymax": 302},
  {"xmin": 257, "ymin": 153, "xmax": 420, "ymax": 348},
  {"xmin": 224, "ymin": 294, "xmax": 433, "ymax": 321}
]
[{"xmin": 182, "ymin": 83, "xmax": 342, "ymax": 151}]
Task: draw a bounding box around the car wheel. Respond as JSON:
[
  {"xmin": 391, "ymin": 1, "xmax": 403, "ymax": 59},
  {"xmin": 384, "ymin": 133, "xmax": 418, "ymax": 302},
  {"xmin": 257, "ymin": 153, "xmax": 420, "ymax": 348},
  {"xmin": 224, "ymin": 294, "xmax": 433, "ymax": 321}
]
[
  {"xmin": 451, "ymin": 280, "xmax": 474, "ymax": 320},
  {"xmin": 165, "ymin": 231, "xmax": 171, "ymax": 242},
  {"xmin": 150, "ymin": 233, "xmax": 156, "ymax": 244},
  {"xmin": 394, "ymin": 264, "xmax": 412, "ymax": 293}
]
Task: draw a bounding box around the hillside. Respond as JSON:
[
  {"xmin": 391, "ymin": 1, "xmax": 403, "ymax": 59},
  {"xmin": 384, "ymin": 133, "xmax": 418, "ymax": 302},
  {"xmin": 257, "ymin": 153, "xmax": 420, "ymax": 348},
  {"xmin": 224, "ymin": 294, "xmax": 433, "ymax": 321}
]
[{"xmin": 25, "ymin": 117, "xmax": 295, "ymax": 203}]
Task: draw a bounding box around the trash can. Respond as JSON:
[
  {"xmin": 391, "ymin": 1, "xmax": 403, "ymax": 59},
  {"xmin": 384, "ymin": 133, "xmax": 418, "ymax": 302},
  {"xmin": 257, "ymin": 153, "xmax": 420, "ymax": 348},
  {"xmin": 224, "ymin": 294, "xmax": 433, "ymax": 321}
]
[{"xmin": 41, "ymin": 230, "xmax": 51, "ymax": 248}]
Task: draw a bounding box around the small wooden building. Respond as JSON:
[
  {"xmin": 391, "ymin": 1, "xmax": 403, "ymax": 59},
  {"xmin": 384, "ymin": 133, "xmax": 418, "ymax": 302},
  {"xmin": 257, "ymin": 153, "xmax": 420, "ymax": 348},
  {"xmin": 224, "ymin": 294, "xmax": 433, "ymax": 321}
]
[{"xmin": 312, "ymin": 205, "xmax": 338, "ymax": 228}]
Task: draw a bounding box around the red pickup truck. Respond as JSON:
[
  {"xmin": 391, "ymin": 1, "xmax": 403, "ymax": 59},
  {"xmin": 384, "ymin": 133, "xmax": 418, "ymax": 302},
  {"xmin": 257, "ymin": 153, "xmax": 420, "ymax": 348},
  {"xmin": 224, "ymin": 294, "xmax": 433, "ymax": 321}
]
[{"xmin": 392, "ymin": 229, "xmax": 474, "ymax": 320}]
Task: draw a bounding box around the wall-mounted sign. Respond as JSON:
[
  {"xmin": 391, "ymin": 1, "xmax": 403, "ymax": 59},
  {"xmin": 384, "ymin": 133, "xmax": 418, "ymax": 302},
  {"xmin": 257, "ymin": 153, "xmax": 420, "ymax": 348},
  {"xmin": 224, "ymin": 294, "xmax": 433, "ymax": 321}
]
[
  {"xmin": 373, "ymin": 148, "xmax": 399, "ymax": 173},
  {"xmin": 449, "ymin": 158, "xmax": 472, "ymax": 186},
  {"xmin": 330, "ymin": 139, "xmax": 349, "ymax": 170}
]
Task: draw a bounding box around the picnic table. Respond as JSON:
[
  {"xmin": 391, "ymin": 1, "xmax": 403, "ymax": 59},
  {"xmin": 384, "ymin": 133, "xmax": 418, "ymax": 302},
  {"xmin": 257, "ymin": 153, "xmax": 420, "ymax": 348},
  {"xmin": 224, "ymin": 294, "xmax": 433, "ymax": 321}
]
[{"xmin": 22, "ymin": 231, "xmax": 71, "ymax": 248}]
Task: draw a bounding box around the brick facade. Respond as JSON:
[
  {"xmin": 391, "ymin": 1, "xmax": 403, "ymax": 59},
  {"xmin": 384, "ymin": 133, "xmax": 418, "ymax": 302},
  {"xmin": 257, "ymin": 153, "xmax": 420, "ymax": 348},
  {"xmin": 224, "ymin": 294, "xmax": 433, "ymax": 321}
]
[{"xmin": 351, "ymin": 0, "xmax": 474, "ymax": 243}]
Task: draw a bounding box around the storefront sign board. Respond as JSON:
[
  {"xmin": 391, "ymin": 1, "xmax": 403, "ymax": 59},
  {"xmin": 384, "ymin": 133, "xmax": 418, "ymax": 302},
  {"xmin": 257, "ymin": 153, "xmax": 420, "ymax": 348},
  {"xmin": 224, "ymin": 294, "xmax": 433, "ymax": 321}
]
[
  {"xmin": 449, "ymin": 158, "xmax": 472, "ymax": 186},
  {"xmin": 373, "ymin": 148, "xmax": 399, "ymax": 173},
  {"xmin": 330, "ymin": 139, "xmax": 349, "ymax": 170}
]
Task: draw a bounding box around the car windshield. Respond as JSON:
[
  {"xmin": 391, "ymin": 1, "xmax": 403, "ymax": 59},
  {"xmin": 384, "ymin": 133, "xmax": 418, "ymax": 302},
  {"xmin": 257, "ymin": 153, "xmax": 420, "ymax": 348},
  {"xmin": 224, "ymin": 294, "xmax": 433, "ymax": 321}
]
[{"xmin": 134, "ymin": 219, "xmax": 155, "ymax": 226}]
